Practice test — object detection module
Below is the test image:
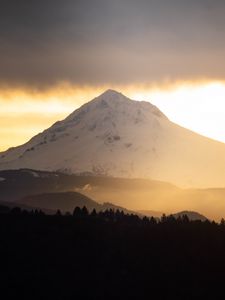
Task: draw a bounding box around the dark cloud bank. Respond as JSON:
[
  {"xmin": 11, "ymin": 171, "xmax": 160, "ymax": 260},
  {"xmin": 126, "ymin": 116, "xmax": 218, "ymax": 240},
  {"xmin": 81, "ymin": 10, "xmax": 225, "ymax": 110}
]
[{"xmin": 1, "ymin": 0, "xmax": 225, "ymax": 87}]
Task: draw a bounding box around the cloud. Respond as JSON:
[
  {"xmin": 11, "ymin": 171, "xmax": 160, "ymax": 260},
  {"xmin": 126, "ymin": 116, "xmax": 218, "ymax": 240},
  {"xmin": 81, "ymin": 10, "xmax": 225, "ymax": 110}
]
[{"xmin": 1, "ymin": 0, "xmax": 225, "ymax": 87}]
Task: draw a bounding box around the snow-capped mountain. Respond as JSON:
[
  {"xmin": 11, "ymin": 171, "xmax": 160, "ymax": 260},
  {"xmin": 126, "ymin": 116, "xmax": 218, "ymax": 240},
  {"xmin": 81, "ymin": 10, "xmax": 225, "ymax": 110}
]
[{"xmin": 1, "ymin": 89, "xmax": 225, "ymax": 187}]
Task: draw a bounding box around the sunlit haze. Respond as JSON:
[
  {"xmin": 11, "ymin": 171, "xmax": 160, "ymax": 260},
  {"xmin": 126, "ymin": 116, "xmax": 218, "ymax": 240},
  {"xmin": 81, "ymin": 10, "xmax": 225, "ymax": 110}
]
[{"xmin": 1, "ymin": 81, "xmax": 225, "ymax": 151}]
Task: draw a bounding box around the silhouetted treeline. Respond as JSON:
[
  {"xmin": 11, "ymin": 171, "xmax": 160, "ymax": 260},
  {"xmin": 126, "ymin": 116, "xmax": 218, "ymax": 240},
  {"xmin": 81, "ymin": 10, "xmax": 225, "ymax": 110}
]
[{"xmin": 1, "ymin": 205, "xmax": 225, "ymax": 299}]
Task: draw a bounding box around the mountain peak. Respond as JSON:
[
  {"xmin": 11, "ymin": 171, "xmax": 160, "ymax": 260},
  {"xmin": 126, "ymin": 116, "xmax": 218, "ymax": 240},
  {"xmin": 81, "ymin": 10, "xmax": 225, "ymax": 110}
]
[
  {"xmin": 89, "ymin": 89, "xmax": 168, "ymax": 121},
  {"xmin": 94, "ymin": 89, "xmax": 129, "ymax": 103},
  {"xmin": 101, "ymin": 89, "xmax": 122, "ymax": 96}
]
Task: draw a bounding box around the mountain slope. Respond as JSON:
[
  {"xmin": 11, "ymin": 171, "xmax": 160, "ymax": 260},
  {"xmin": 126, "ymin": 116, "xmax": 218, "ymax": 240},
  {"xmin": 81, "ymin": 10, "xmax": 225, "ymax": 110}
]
[
  {"xmin": 19, "ymin": 192, "xmax": 102, "ymax": 213},
  {"xmin": 18, "ymin": 192, "xmax": 138, "ymax": 215},
  {"xmin": 1, "ymin": 89, "xmax": 225, "ymax": 187}
]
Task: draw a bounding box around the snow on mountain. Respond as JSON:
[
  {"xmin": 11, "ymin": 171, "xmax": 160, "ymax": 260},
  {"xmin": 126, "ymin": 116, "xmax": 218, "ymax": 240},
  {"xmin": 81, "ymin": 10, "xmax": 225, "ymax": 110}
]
[{"xmin": 1, "ymin": 89, "xmax": 225, "ymax": 188}]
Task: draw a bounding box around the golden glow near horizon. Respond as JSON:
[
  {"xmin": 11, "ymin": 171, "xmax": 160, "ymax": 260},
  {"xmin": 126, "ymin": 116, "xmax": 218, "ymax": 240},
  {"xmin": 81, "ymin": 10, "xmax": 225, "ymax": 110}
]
[
  {"xmin": 129, "ymin": 81, "xmax": 225, "ymax": 144},
  {"xmin": 1, "ymin": 81, "xmax": 225, "ymax": 151}
]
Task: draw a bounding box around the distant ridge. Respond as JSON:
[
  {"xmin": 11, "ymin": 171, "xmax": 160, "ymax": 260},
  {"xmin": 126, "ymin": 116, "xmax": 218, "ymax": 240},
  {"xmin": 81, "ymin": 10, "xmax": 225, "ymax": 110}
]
[
  {"xmin": 0, "ymin": 169, "xmax": 223, "ymax": 220},
  {"xmin": 172, "ymin": 211, "xmax": 208, "ymax": 221}
]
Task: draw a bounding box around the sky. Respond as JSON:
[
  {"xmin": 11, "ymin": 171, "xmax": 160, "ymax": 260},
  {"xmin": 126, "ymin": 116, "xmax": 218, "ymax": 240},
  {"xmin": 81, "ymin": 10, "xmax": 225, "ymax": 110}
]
[{"xmin": 1, "ymin": 0, "xmax": 225, "ymax": 151}]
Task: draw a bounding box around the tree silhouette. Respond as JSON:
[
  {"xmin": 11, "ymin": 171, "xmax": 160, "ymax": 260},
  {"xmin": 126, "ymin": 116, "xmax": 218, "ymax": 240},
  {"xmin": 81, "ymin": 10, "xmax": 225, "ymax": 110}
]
[
  {"xmin": 56, "ymin": 209, "xmax": 62, "ymax": 216},
  {"xmin": 73, "ymin": 206, "xmax": 82, "ymax": 217},
  {"xmin": 220, "ymin": 218, "xmax": 225, "ymax": 226},
  {"xmin": 81, "ymin": 206, "xmax": 89, "ymax": 216},
  {"xmin": 91, "ymin": 208, "xmax": 97, "ymax": 217}
]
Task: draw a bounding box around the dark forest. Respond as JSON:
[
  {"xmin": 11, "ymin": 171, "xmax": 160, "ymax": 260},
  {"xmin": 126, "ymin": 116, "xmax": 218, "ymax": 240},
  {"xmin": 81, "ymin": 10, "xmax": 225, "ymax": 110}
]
[{"xmin": 1, "ymin": 205, "xmax": 225, "ymax": 299}]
